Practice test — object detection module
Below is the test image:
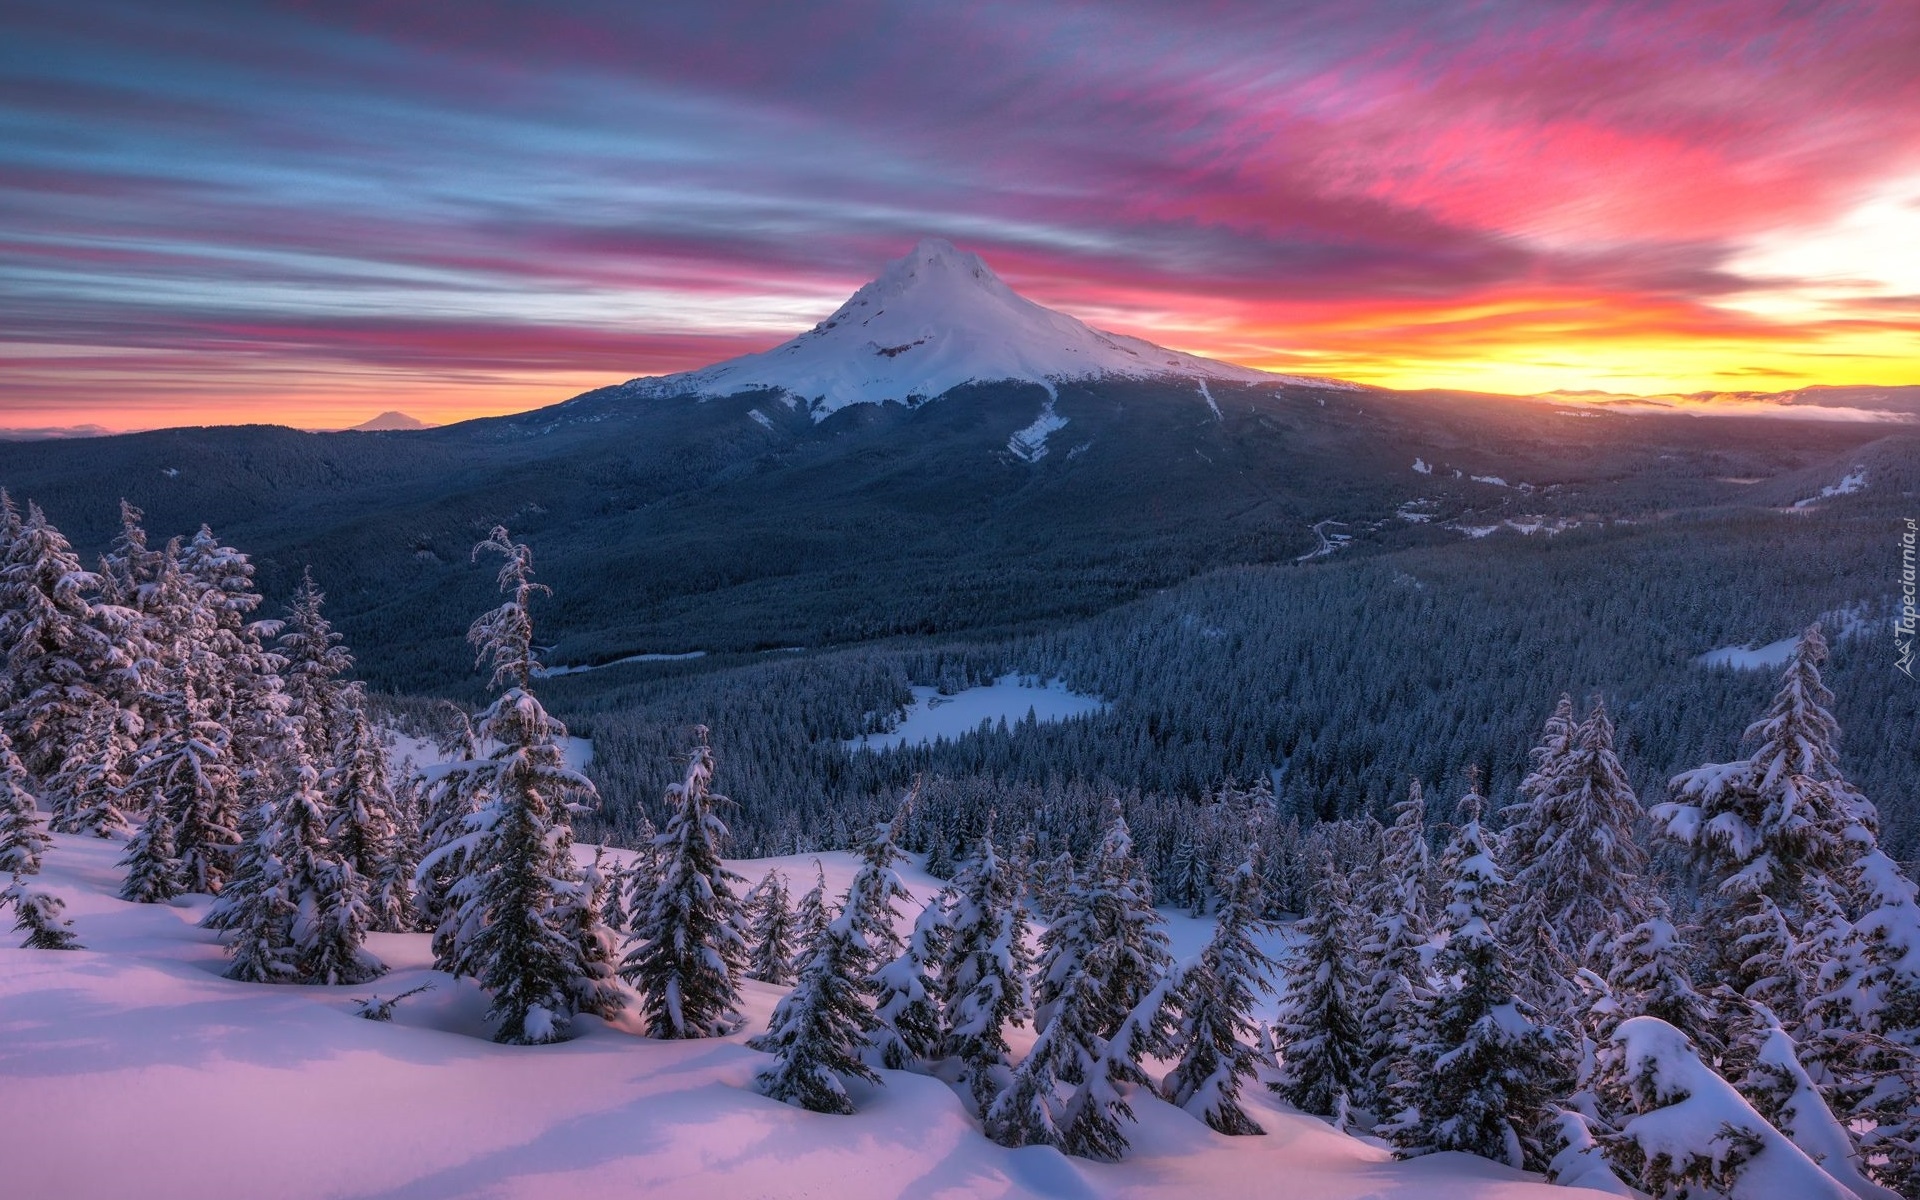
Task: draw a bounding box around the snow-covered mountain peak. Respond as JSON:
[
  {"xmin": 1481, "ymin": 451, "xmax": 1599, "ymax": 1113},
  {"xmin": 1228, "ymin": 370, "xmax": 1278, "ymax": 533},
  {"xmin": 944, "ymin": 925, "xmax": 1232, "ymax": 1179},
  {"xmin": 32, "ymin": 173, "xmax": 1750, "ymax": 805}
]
[{"xmin": 627, "ymin": 239, "xmax": 1351, "ymax": 417}]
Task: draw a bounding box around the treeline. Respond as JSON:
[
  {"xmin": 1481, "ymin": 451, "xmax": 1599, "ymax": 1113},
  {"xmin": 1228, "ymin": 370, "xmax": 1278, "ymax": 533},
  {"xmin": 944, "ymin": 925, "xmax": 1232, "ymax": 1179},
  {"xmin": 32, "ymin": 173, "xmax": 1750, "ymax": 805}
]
[{"xmin": 533, "ymin": 508, "xmax": 1918, "ymax": 875}]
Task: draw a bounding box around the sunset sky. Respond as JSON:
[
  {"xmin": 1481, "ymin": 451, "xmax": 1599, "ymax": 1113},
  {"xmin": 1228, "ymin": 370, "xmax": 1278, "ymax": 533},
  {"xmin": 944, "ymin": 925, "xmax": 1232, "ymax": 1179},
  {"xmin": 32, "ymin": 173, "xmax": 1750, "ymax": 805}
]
[{"xmin": 4, "ymin": 0, "xmax": 1918, "ymax": 431}]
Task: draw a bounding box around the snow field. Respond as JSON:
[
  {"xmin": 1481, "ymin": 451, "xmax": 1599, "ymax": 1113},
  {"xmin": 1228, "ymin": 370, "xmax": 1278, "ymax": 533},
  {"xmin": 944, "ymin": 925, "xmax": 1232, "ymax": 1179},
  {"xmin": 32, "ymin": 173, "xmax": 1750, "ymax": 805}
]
[
  {"xmin": 846, "ymin": 676, "xmax": 1108, "ymax": 753},
  {"xmin": 0, "ymin": 833, "xmax": 1590, "ymax": 1200}
]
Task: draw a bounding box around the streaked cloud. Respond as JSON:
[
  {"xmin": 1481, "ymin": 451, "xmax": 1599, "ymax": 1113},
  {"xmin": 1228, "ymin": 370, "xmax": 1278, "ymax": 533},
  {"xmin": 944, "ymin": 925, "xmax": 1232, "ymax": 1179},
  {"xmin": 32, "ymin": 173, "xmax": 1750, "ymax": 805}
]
[{"xmin": 2, "ymin": 0, "xmax": 1917, "ymax": 428}]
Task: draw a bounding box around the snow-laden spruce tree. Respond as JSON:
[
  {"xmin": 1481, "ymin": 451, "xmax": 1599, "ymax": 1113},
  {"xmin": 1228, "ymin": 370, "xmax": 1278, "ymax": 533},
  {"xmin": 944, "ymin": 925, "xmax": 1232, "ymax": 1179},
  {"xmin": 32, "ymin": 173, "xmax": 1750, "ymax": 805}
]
[
  {"xmin": 125, "ymin": 547, "xmax": 245, "ymax": 895},
  {"xmin": 1834, "ymin": 843, "xmax": 1920, "ymax": 1194},
  {"xmin": 1031, "ymin": 848, "xmax": 1076, "ymax": 921},
  {"xmin": 870, "ymin": 890, "xmax": 944, "ymax": 1073},
  {"xmin": 987, "ymin": 811, "xmax": 1172, "ymax": 1160},
  {"xmin": 1603, "ymin": 900, "xmax": 1721, "ymax": 1061},
  {"xmin": 1505, "ymin": 698, "xmax": 1650, "ymax": 983},
  {"xmin": 1272, "ymin": 854, "xmax": 1368, "ymax": 1119},
  {"xmin": 834, "ymin": 799, "xmax": 932, "ymax": 1066},
  {"xmin": 432, "ymin": 528, "xmax": 611, "ymax": 1043},
  {"xmin": 0, "ymin": 503, "xmax": 126, "ymax": 783},
  {"xmin": 1164, "ymin": 854, "xmax": 1277, "ymax": 1135},
  {"xmin": 1356, "ymin": 777, "xmax": 1435, "ymax": 1112},
  {"xmin": 1387, "ymin": 785, "xmax": 1563, "ymax": 1171},
  {"xmin": 1652, "ymin": 625, "xmax": 1863, "ymax": 1000},
  {"xmin": 44, "ymin": 697, "xmax": 139, "ymax": 839},
  {"xmin": 117, "ymin": 785, "xmax": 184, "ymax": 902},
  {"xmin": 212, "ymin": 759, "xmax": 383, "ymax": 985},
  {"xmin": 276, "ymin": 568, "xmax": 355, "ymax": 764},
  {"xmin": 750, "ymin": 895, "xmax": 882, "ymax": 1114},
  {"xmin": 1721, "ymin": 1000, "xmax": 1900, "ymax": 1200},
  {"xmin": 843, "ymin": 803, "xmax": 914, "ymax": 971},
  {"xmin": 328, "ymin": 704, "xmax": 410, "ymax": 931},
  {"xmin": 619, "ymin": 811, "xmax": 660, "ymax": 927},
  {"xmin": 1499, "ymin": 696, "xmax": 1575, "ymax": 876},
  {"xmin": 743, "ymin": 869, "xmax": 798, "ymax": 985},
  {"xmin": 1166, "ymin": 837, "xmax": 1207, "ymax": 917},
  {"xmin": 621, "ymin": 725, "xmax": 746, "ymax": 1039},
  {"xmin": 4, "ymin": 879, "xmax": 81, "ymax": 949},
  {"xmin": 559, "ymin": 846, "xmax": 625, "ymax": 1022},
  {"xmin": 415, "ymin": 703, "xmax": 486, "ymax": 945},
  {"xmin": 0, "ymin": 727, "xmax": 49, "ymax": 876},
  {"xmin": 1600, "ymin": 1015, "xmax": 1856, "ymax": 1200},
  {"xmin": 793, "ymin": 859, "xmax": 833, "ymax": 969},
  {"xmin": 600, "ymin": 857, "xmax": 631, "ymax": 936},
  {"xmin": 939, "ymin": 828, "xmax": 1030, "ymax": 1106},
  {"xmin": 1034, "ymin": 811, "xmax": 1171, "ymax": 1047},
  {"xmin": 174, "ymin": 525, "xmax": 289, "ymax": 850}
]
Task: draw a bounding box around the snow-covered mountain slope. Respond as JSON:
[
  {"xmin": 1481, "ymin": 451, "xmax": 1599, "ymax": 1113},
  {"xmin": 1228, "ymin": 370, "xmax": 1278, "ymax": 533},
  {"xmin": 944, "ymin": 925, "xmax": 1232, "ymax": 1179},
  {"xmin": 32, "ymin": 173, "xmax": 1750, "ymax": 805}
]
[
  {"xmin": 2, "ymin": 832, "xmax": 1580, "ymax": 1200},
  {"xmin": 626, "ymin": 238, "xmax": 1353, "ymax": 417}
]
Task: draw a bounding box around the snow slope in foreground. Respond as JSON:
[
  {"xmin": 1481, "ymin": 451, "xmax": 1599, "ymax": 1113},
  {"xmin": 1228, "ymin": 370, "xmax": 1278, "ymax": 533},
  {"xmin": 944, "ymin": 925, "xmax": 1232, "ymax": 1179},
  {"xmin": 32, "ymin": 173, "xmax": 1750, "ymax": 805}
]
[{"xmin": 0, "ymin": 834, "xmax": 1591, "ymax": 1200}]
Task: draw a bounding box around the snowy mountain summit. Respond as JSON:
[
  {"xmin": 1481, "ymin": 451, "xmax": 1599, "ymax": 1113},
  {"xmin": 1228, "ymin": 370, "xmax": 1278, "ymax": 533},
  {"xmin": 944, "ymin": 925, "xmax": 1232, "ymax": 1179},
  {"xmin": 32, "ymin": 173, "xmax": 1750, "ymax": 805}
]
[{"xmin": 629, "ymin": 238, "xmax": 1347, "ymax": 417}]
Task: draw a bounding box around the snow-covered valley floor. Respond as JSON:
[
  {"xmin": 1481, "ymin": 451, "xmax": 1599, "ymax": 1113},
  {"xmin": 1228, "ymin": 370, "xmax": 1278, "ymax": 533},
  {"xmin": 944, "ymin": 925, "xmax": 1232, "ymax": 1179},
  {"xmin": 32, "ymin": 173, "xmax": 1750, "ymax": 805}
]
[{"xmin": 1, "ymin": 834, "xmax": 1590, "ymax": 1200}]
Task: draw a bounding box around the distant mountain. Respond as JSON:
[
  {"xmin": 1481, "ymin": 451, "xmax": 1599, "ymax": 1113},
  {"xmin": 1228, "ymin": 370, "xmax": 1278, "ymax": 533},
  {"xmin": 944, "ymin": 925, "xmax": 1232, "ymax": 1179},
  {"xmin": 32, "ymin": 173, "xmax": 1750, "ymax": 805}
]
[
  {"xmin": 348, "ymin": 411, "xmax": 432, "ymax": 431},
  {"xmin": 1539, "ymin": 384, "xmax": 1920, "ymax": 420},
  {"xmin": 0, "ymin": 424, "xmax": 113, "ymax": 441},
  {"xmin": 623, "ymin": 238, "xmax": 1352, "ymax": 416},
  {"xmin": 1, "ymin": 240, "xmax": 1914, "ymax": 696}
]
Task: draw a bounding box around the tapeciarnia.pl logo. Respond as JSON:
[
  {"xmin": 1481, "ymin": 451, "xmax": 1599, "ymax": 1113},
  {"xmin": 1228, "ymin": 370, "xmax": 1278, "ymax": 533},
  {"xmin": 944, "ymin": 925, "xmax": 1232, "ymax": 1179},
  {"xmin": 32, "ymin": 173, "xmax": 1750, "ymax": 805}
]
[{"xmin": 1899, "ymin": 517, "xmax": 1916, "ymax": 679}]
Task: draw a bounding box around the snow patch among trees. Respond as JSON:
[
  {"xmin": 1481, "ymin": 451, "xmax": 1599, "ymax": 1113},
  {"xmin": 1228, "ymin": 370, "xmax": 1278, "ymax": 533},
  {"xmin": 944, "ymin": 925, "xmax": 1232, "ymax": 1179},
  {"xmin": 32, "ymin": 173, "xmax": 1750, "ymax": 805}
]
[{"xmin": 848, "ymin": 675, "xmax": 1106, "ymax": 752}]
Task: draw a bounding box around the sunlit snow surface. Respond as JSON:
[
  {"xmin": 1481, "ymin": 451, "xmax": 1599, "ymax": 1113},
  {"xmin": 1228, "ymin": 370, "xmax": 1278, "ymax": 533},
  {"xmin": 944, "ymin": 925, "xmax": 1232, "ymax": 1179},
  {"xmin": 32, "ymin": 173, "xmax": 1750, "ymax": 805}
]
[
  {"xmin": 848, "ymin": 674, "xmax": 1108, "ymax": 752},
  {"xmin": 0, "ymin": 832, "xmax": 1579, "ymax": 1200}
]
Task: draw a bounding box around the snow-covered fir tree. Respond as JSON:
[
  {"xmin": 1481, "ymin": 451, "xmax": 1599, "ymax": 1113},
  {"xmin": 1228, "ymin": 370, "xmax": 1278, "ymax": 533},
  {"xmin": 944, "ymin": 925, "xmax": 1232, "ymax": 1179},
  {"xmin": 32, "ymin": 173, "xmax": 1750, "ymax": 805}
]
[
  {"xmin": 793, "ymin": 860, "xmax": 834, "ymax": 967},
  {"xmin": 1600, "ymin": 1015, "xmax": 1856, "ymax": 1200},
  {"xmin": 1721, "ymin": 1000, "xmax": 1899, "ymax": 1200},
  {"xmin": 328, "ymin": 705, "xmax": 409, "ymax": 931},
  {"xmin": 833, "ymin": 799, "xmax": 930, "ymax": 1066},
  {"xmin": 1387, "ymin": 785, "xmax": 1563, "ymax": 1171},
  {"xmin": 210, "ymin": 760, "xmax": 383, "ymax": 985},
  {"xmin": 842, "ymin": 802, "xmax": 914, "ymax": 971},
  {"xmin": 621, "ymin": 725, "xmax": 745, "ymax": 1039},
  {"xmin": 938, "ymin": 827, "xmax": 1031, "ymax": 1107},
  {"xmin": 97, "ymin": 499, "xmax": 165, "ymax": 609},
  {"xmin": 869, "ymin": 889, "xmax": 944, "ymax": 1072},
  {"xmin": 1272, "ymin": 854, "xmax": 1368, "ymax": 1119},
  {"xmin": 559, "ymin": 847, "xmax": 625, "ymax": 1022},
  {"xmin": 1165, "ymin": 836, "xmax": 1207, "ymax": 917},
  {"xmin": 173, "ymin": 525, "xmax": 288, "ymax": 870},
  {"xmin": 43, "ymin": 698, "xmax": 138, "ymax": 839},
  {"xmin": 117, "ymin": 786, "xmax": 185, "ymax": 903},
  {"xmin": 119, "ymin": 543, "xmax": 251, "ymax": 895},
  {"xmin": 1504, "ymin": 698, "xmax": 1650, "ymax": 985},
  {"xmin": 1653, "ymin": 625, "xmax": 1863, "ymax": 1005},
  {"xmin": 431, "ymin": 528, "xmax": 610, "ymax": 1043},
  {"xmin": 600, "ymin": 857, "xmax": 630, "ymax": 936},
  {"xmin": 5, "ymin": 879, "xmax": 81, "ymax": 950},
  {"xmin": 1603, "ymin": 901, "xmax": 1721, "ymax": 1061},
  {"xmin": 415, "ymin": 703, "xmax": 486, "ymax": 946},
  {"xmin": 1034, "ymin": 811, "xmax": 1171, "ymax": 1048},
  {"xmin": 0, "ymin": 503, "xmax": 125, "ymax": 783},
  {"xmin": 0, "ymin": 727, "xmax": 49, "ymax": 876},
  {"xmin": 1833, "ymin": 842, "xmax": 1920, "ymax": 1193},
  {"xmin": 750, "ymin": 901, "xmax": 882, "ymax": 1114},
  {"xmin": 1163, "ymin": 854, "xmax": 1277, "ymax": 1135},
  {"xmin": 989, "ymin": 811, "xmax": 1172, "ymax": 1160},
  {"xmin": 275, "ymin": 569, "xmax": 354, "ymax": 760},
  {"xmin": 743, "ymin": 868, "xmax": 798, "ymax": 985},
  {"xmin": 1356, "ymin": 777, "xmax": 1436, "ymax": 1112}
]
